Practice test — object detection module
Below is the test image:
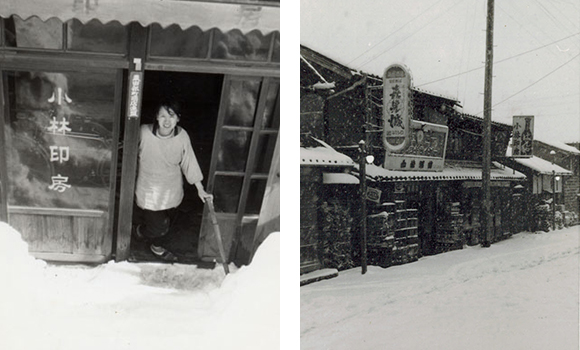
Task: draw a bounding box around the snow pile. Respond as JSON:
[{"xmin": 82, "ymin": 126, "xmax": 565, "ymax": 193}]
[
  {"xmin": 0, "ymin": 222, "xmax": 279, "ymax": 350},
  {"xmin": 0, "ymin": 222, "xmax": 47, "ymax": 338},
  {"xmin": 207, "ymin": 232, "xmax": 280, "ymax": 349},
  {"xmin": 301, "ymin": 228, "xmax": 579, "ymax": 350}
]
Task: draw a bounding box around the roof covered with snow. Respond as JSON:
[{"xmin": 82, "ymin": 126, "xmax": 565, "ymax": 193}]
[
  {"xmin": 323, "ymin": 173, "xmax": 359, "ymax": 184},
  {"xmin": 300, "ymin": 147, "xmax": 355, "ymax": 167},
  {"xmin": 363, "ymin": 161, "xmax": 525, "ymax": 182},
  {"xmin": 412, "ymin": 86, "xmax": 460, "ymax": 104},
  {"xmin": 535, "ymin": 138, "xmax": 580, "ymax": 155},
  {"xmin": 512, "ymin": 156, "xmax": 573, "ymax": 175}
]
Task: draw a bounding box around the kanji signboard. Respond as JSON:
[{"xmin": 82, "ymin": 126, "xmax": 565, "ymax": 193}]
[
  {"xmin": 383, "ymin": 64, "xmax": 412, "ymax": 152},
  {"xmin": 512, "ymin": 115, "xmax": 534, "ymax": 157}
]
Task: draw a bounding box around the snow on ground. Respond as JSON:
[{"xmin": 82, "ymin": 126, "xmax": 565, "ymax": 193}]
[
  {"xmin": 301, "ymin": 227, "xmax": 580, "ymax": 350},
  {"xmin": 0, "ymin": 222, "xmax": 279, "ymax": 350}
]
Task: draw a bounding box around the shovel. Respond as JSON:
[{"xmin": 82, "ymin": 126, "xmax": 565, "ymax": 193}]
[{"xmin": 206, "ymin": 197, "xmax": 230, "ymax": 275}]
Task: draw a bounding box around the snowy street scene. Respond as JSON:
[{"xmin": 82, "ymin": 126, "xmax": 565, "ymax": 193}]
[
  {"xmin": 1, "ymin": 222, "xmax": 279, "ymax": 350},
  {"xmin": 301, "ymin": 227, "xmax": 579, "ymax": 350},
  {"xmin": 301, "ymin": 1, "xmax": 579, "ymax": 348}
]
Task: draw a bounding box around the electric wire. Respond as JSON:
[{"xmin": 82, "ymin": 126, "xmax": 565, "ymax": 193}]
[
  {"xmin": 472, "ymin": 53, "xmax": 580, "ymax": 115},
  {"xmin": 346, "ymin": 0, "xmax": 448, "ymax": 66},
  {"xmin": 416, "ymin": 31, "xmax": 580, "ymax": 87},
  {"xmin": 357, "ymin": 0, "xmax": 468, "ymax": 69}
]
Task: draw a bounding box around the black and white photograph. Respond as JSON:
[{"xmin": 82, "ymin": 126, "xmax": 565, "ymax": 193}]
[
  {"xmin": 300, "ymin": 0, "xmax": 579, "ymax": 349},
  {"xmin": 0, "ymin": 1, "xmax": 280, "ymax": 349}
]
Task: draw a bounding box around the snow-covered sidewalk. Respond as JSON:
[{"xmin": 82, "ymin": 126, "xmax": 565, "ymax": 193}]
[
  {"xmin": 301, "ymin": 227, "xmax": 579, "ymax": 350},
  {"xmin": 0, "ymin": 222, "xmax": 279, "ymax": 350}
]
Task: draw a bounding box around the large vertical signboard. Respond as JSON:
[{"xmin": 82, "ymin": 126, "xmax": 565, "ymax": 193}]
[
  {"xmin": 382, "ymin": 64, "xmax": 448, "ymax": 171},
  {"xmin": 512, "ymin": 115, "xmax": 534, "ymax": 157},
  {"xmin": 383, "ymin": 64, "xmax": 412, "ymax": 152}
]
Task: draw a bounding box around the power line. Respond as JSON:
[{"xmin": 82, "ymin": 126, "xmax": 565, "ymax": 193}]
[
  {"xmin": 346, "ymin": 0, "xmax": 448, "ymax": 66},
  {"xmin": 416, "ymin": 31, "xmax": 580, "ymax": 87},
  {"xmin": 357, "ymin": 0, "xmax": 468, "ymax": 69},
  {"xmin": 472, "ymin": 53, "xmax": 580, "ymax": 115}
]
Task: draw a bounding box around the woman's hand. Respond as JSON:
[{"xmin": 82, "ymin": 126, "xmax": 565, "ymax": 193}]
[{"xmin": 197, "ymin": 187, "xmax": 213, "ymax": 203}]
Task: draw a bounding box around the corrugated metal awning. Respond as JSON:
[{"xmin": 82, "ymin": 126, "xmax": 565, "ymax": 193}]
[
  {"xmin": 0, "ymin": 0, "xmax": 279, "ymax": 33},
  {"xmin": 364, "ymin": 161, "xmax": 526, "ymax": 182},
  {"xmin": 300, "ymin": 147, "xmax": 355, "ymax": 167}
]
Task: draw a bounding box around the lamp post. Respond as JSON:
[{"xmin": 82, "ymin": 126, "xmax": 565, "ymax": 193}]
[
  {"xmin": 550, "ymin": 150, "xmax": 556, "ymax": 231},
  {"xmin": 359, "ymin": 140, "xmax": 368, "ymax": 275},
  {"xmin": 358, "ymin": 139, "xmax": 375, "ymax": 275}
]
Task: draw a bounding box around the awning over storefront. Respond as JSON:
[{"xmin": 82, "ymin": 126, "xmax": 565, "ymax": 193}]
[
  {"xmin": 0, "ymin": 0, "xmax": 280, "ymax": 33},
  {"xmin": 363, "ymin": 161, "xmax": 525, "ymax": 182},
  {"xmin": 323, "ymin": 173, "xmax": 359, "ymax": 184},
  {"xmin": 512, "ymin": 156, "xmax": 573, "ymax": 176},
  {"xmin": 300, "ymin": 146, "xmax": 356, "ymax": 167}
]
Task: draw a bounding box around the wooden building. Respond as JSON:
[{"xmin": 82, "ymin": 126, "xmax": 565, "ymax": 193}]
[
  {"xmin": 503, "ymin": 139, "xmax": 579, "ymax": 228},
  {"xmin": 0, "ymin": 0, "xmax": 280, "ymax": 265},
  {"xmin": 300, "ymin": 138, "xmax": 356, "ymax": 274},
  {"xmin": 532, "ymin": 139, "xmax": 580, "ymax": 220},
  {"xmin": 300, "ymin": 46, "xmax": 526, "ymax": 272}
]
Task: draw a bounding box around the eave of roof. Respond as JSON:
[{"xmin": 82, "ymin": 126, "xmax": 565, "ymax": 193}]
[
  {"xmin": 0, "ymin": 0, "xmax": 280, "ymax": 33},
  {"xmin": 535, "ymin": 139, "xmax": 580, "ymax": 155},
  {"xmin": 300, "ymin": 147, "xmax": 355, "ymax": 167},
  {"xmin": 512, "ymin": 156, "xmax": 573, "ymax": 175},
  {"xmin": 361, "ymin": 161, "xmax": 525, "ymax": 182}
]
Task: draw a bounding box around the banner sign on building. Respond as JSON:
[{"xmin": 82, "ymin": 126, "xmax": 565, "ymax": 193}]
[
  {"xmin": 383, "ymin": 64, "xmax": 412, "ymax": 152},
  {"xmin": 366, "ymin": 187, "xmax": 382, "ymax": 203},
  {"xmin": 512, "ymin": 115, "xmax": 534, "ymax": 157},
  {"xmin": 383, "ymin": 120, "xmax": 448, "ymax": 171}
]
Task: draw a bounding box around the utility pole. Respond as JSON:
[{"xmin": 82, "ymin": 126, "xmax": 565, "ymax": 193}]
[
  {"xmin": 359, "ymin": 139, "xmax": 367, "ymax": 275},
  {"xmin": 482, "ymin": 0, "xmax": 495, "ymax": 247},
  {"xmin": 359, "ymin": 75, "xmax": 370, "ymax": 275}
]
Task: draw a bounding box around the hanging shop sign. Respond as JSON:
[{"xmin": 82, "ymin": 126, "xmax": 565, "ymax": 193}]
[
  {"xmin": 127, "ymin": 71, "xmax": 143, "ymax": 119},
  {"xmin": 383, "ymin": 120, "xmax": 448, "ymax": 171},
  {"xmin": 366, "ymin": 186, "xmax": 382, "ymax": 203},
  {"xmin": 383, "ymin": 64, "xmax": 412, "ymax": 152},
  {"xmin": 511, "ymin": 115, "xmax": 534, "ymax": 157}
]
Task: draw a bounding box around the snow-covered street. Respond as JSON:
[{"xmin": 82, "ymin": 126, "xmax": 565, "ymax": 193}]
[
  {"xmin": 0, "ymin": 222, "xmax": 279, "ymax": 350},
  {"xmin": 301, "ymin": 227, "xmax": 579, "ymax": 350}
]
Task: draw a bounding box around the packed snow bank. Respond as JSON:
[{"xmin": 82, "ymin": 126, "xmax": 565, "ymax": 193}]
[
  {"xmin": 0, "ymin": 222, "xmax": 279, "ymax": 350},
  {"xmin": 301, "ymin": 228, "xmax": 580, "ymax": 350}
]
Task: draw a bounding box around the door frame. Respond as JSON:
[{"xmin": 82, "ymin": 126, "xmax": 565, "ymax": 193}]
[{"xmin": 114, "ymin": 24, "xmax": 280, "ymax": 262}]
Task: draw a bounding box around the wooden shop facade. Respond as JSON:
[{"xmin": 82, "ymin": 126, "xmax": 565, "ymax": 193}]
[
  {"xmin": 300, "ymin": 46, "xmax": 525, "ymax": 273},
  {"xmin": 0, "ymin": 0, "xmax": 280, "ymax": 265}
]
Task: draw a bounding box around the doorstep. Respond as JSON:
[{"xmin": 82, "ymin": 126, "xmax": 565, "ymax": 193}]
[{"xmin": 300, "ymin": 268, "xmax": 339, "ymax": 286}]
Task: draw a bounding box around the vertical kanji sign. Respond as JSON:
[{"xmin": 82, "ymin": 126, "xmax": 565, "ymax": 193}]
[
  {"xmin": 127, "ymin": 71, "xmax": 143, "ymax": 119},
  {"xmin": 383, "ymin": 64, "xmax": 412, "ymax": 152},
  {"xmin": 512, "ymin": 115, "xmax": 534, "ymax": 157}
]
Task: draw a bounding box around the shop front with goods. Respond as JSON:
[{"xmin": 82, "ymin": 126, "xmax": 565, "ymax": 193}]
[
  {"xmin": 359, "ymin": 162, "xmax": 525, "ymax": 268},
  {"xmin": 0, "ymin": 0, "xmax": 280, "ymax": 265}
]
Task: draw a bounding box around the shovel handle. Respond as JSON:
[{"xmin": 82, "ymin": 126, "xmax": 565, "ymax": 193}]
[{"xmin": 206, "ymin": 197, "xmax": 230, "ymax": 275}]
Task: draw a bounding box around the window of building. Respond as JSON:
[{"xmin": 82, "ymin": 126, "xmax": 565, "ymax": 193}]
[
  {"xmin": 66, "ymin": 19, "xmax": 128, "ymax": 54},
  {"xmin": 3, "ymin": 69, "xmax": 118, "ymax": 211},
  {"xmin": 2, "ymin": 15, "xmax": 128, "ymax": 55}
]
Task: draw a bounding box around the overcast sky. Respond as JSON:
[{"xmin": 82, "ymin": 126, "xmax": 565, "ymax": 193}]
[{"xmin": 300, "ymin": 0, "xmax": 580, "ymax": 143}]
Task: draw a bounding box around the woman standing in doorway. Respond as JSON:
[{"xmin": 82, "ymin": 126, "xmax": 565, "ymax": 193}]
[{"xmin": 133, "ymin": 101, "xmax": 212, "ymax": 261}]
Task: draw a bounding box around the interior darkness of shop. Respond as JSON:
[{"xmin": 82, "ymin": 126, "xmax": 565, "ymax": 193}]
[{"xmin": 128, "ymin": 70, "xmax": 223, "ymax": 263}]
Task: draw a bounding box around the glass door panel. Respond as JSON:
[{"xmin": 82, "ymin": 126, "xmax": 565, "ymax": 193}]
[
  {"xmin": 3, "ymin": 69, "xmax": 119, "ymax": 260},
  {"xmin": 200, "ymin": 75, "xmax": 279, "ymax": 265}
]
